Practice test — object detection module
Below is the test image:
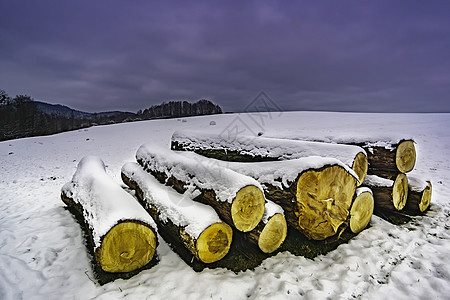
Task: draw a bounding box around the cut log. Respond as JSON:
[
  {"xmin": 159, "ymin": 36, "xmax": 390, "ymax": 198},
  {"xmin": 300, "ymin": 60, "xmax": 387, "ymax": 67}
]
[
  {"xmin": 362, "ymin": 140, "xmax": 416, "ymax": 178},
  {"xmin": 261, "ymin": 134, "xmax": 416, "ymax": 179},
  {"xmin": 171, "ymin": 130, "xmax": 368, "ymax": 185},
  {"xmin": 349, "ymin": 187, "xmax": 374, "ymax": 234},
  {"xmin": 136, "ymin": 144, "xmax": 266, "ymax": 232},
  {"xmin": 404, "ymin": 175, "xmax": 432, "ymax": 214},
  {"xmin": 121, "ymin": 162, "xmax": 233, "ymax": 264},
  {"xmin": 61, "ymin": 156, "xmax": 158, "ymax": 274},
  {"xmin": 246, "ymin": 201, "xmax": 287, "ymax": 253},
  {"xmin": 363, "ymin": 174, "xmax": 408, "ymax": 212},
  {"xmin": 204, "ymin": 155, "xmax": 358, "ymax": 240}
]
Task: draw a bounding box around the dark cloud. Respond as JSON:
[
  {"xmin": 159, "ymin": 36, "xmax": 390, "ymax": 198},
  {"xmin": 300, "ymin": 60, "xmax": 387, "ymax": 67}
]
[{"xmin": 1, "ymin": 0, "xmax": 449, "ymax": 113}]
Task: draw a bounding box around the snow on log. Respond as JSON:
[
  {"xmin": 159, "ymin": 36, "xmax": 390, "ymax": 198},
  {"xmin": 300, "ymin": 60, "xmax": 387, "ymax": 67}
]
[
  {"xmin": 404, "ymin": 175, "xmax": 432, "ymax": 214},
  {"xmin": 349, "ymin": 187, "xmax": 374, "ymax": 234},
  {"xmin": 171, "ymin": 131, "xmax": 368, "ymax": 185},
  {"xmin": 201, "ymin": 154, "xmax": 358, "ymax": 240},
  {"xmin": 61, "ymin": 156, "xmax": 158, "ymax": 273},
  {"xmin": 136, "ymin": 144, "xmax": 266, "ymax": 232},
  {"xmin": 121, "ymin": 162, "xmax": 233, "ymax": 264},
  {"xmin": 363, "ymin": 174, "xmax": 408, "ymax": 212},
  {"xmin": 246, "ymin": 200, "xmax": 287, "ymax": 253}
]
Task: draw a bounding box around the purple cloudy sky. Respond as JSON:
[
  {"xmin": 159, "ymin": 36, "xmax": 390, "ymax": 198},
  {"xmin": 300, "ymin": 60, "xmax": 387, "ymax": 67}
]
[{"xmin": 1, "ymin": 1, "xmax": 449, "ymax": 113}]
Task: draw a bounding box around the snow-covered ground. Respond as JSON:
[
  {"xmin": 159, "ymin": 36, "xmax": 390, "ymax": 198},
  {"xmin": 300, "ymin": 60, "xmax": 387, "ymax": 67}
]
[{"xmin": 1, "ymin": 111, "xmax": 449, "ymax": 300}]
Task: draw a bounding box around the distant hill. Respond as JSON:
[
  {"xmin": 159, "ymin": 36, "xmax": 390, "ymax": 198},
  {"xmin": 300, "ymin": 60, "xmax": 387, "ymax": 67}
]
[{"xmin": 0, "ymin": 98, "xmax": 222, "ymax": 141}]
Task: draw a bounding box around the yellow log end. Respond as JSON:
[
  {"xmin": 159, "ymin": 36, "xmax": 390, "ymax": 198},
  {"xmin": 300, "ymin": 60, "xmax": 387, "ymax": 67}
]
[
  {"xmin": 392, "ymin": 173, "xmax": 408, "ymax": 210},
  {"xmin": 96, "ymin": 221, "xmax": 157, "ymax": 273},
  {"xmin": 296, "ymin": 165, "xmax": 357, "ymax": 240},
  {"xmin": 196, "ymin": 222, "xmax": 233, "ymax": 263},
  {"xmin": 258, "ymin": 213, "xmax": 287, "ymax": 254},
  {"xmin": 419, "ymin": 181, "xmax": 432, "ymax": 212},
  {"xmin": 350, "ymin": 191, "xmax": 374, "ymax": 234},
  {"xmin": 231, "ymin": 185, "xmax": 266, "ymax": 232},
  {"xmin": 396, "ymin": 140, "xmax": 416, "ymax": 173},
  {"xmin": 353, "ymin": 152, "xmax": 368, "ymax": 186}
]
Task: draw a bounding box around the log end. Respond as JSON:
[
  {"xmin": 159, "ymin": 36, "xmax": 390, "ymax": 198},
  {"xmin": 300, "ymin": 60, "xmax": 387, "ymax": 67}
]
[
  {"xmin": 350, "ymin": 190, "xmax": 374, "ymax": 234},
  {"xmin": 258, "ymin": 213, "xmax": 287, "ymax": 254},
  {"xmin": 96, "ymin": 221, "xmax": 157, "ymax": 273},
  {"xmin": 419, "ymin": 181, "xmax": 432, "ymax": 212},
  {"xmin": 392, "ymin": 173, "xmax": 408, "ymax": 210},
  {"xmin": 353, "ymin": 152, "xmax": 368, "ymax": 186},
  {"xmin": 196, "ymin": 222, "xmax": 233, "ymax": 263},
  {"xmin": 296, "ymin": 165, "xmax": 357, "ymax": 240},
  {"xmin": 231, "ymin": 185, "xmax": 266, "ymax": 232},
  {"xmin": 396, "ymin": 140, "xmax": 416, "ymax": 173}
]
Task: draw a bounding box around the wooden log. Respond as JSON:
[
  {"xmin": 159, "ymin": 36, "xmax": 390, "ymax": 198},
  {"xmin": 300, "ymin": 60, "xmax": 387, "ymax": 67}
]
[
  {"xmin": 404, "ymin": 175, "xmax": 432, "ymax": 214},
  {"xmin": 136, "ymin": 144, "xmax": 266, "ymax": 232},
  {"xmin": 363, "ymin": 174, "xmax": 408, "ymax": 212},
  {"xmin": 61, "ymin": 156, "xmax": 158, "ymax": 275},
  {"xmin": 171, "ymin": 130, "xmax": 368, "ymax": 185},
  {"xmin": 349, "ymin": 187, "xmax": 374, "ymax": 234},
  {"xmin": 361, "ymin": 140, "xmax": 416, "ymax": 179},
  {"xmin": 262, "ymin": 134, "xmax": 416, "ymax": 179},
  {"xmin": 246, "ymin": 201, "xmax": 287, "ymax": 253},
  {"xmin": 208, "ymin": 155, "xmax": 359, "ymax": 240},
  {"xmin": 121, "ymin": 162, "xmax": 233, "ymax": 264}
]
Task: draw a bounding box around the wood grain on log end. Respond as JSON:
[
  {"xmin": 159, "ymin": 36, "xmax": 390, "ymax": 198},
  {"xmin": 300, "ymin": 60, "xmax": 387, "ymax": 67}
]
[
  {"xmin": 396, "ymin": 140, "xmax": 416, "ymax": 173},
  {"xmin": 349, "ymin": 189, "xmax": 374, "ymax": 234},
  {"xmin": 295, "ymin": 165, "xmax": 357, "ymax": 240},
  {"xmin": 392, "ymin": 173, "xmax": 408, "ymax": 210},
  {"xmin": 231, "ymin": 185, "xmax": 265, "ymax": 232},
  {"xmin": 258, "ymin": 213, "xmax": 287, "ymax": 253},
  {"xmin": 353, "ymin": 152, "xmax": 368, "ymax": 186},
  {"xmin": 96, "ymin": 221, "xmax": 157, "ymax": 273},
  {"xmin": 418, "ymin": 181, "xmax": 432, "ymax": 212},
  {"xmin": 195, "ymin": 223, "xmax": 233, "ymax": 263}
]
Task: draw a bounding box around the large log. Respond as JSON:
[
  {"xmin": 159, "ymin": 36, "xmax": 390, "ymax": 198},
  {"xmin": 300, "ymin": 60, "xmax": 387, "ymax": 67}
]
[
  {"xmin": 349, "ymin": 187, "xmax": 374, "ymax": 234},
  {"xmin": 404, "ymin": 175, "xmax": 432, "ymax": 214},
  {"xmin": 136, "ymin": 144, "xmax": 266, "ymax": 232},
  {"xmin": 171, "ymin": 130, "xmax": 368, "ymax": 185},
  {"xmin": 121, "ymin": 162, "xmax": 233, "ymax": 264},
  {"xmin": 61, "ymin": 156, "xmax": 158, "ymax": 275},
  {"xmin": 246, "ymin": 201, "xmax": 287, "ymax": 253},
  {"xmin": 363, "ymin": 174, "xmax": 408, "ymax": 212},
  {"xmin": 200, "ymin": 154, "xmax": 358, "ymax": 240}
]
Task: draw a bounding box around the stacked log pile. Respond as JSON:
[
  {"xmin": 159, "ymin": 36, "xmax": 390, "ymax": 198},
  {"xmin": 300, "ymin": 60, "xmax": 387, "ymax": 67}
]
[{"xmin": 61, "ymin": 131, "xmax": 433, "ymax": 281}]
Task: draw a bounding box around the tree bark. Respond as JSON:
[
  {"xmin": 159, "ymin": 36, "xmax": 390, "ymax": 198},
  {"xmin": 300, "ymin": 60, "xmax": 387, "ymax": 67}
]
[
  {"xmin": 61, "ymin": 156, "xmax": 158, "ymax": 280},
  {"xmin": 121, "ymin": 163, "xmax": 233, "ymax": 264},
  {"xmin": 171, "ymin": 131, "xmax": 368, "ymax": 185},
  {"xmin": 136, "ymin": 144, "xmax": 266, "ymax": 232}
]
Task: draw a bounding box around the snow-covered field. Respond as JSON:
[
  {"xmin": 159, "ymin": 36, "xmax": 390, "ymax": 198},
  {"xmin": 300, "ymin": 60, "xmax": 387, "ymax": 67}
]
[{"xmin": 1, "ymin": 111, "xmax": 449, "ymax": 300}]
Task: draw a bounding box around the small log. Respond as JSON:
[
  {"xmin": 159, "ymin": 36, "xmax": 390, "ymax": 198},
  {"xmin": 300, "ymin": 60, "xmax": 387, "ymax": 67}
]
[
  {"xmin": 61, "ymin": 156, "xmax": 158, "ymax": 275},
  {"xmin": 404, "ymin": 175, "xmax": 432, "ymax": 214},
  {"xmin": 136, "ymin": 144, "xmax": 266, "ymax": 232},
  {"xmin": 246, "ymin": 201, "xmax": 287, "ymax": 253},
  {"xmin": 121, "ymin": 162, "xmax": 233, "ymax": 264},
  {"xmin": 349, "ymin": 187, "xmax": 374, "ymax": 234},
  {"xmin": 363, "ymin": 174, "xmax": 408, "ymax": 212},
  {"xmin": 211, "ymin": 156, "xmax": 358, "ymax": 240},
  {"xmin": 171, "ymin": 130, "xmax": 368, "ymax": 185},
  {"xmin": 361, "ymin": 140, "xmax": 416, "ymax": 179}
]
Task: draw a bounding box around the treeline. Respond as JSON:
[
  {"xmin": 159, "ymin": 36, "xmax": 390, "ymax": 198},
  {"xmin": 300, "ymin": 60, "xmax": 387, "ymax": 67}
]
[
  {"xmin": 138, "ymin": 99, "xmax": 222, "ymax": 119},
  {"xmin": 0, "ymin": 89, "xmax": 222, "ymax": 141}
]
